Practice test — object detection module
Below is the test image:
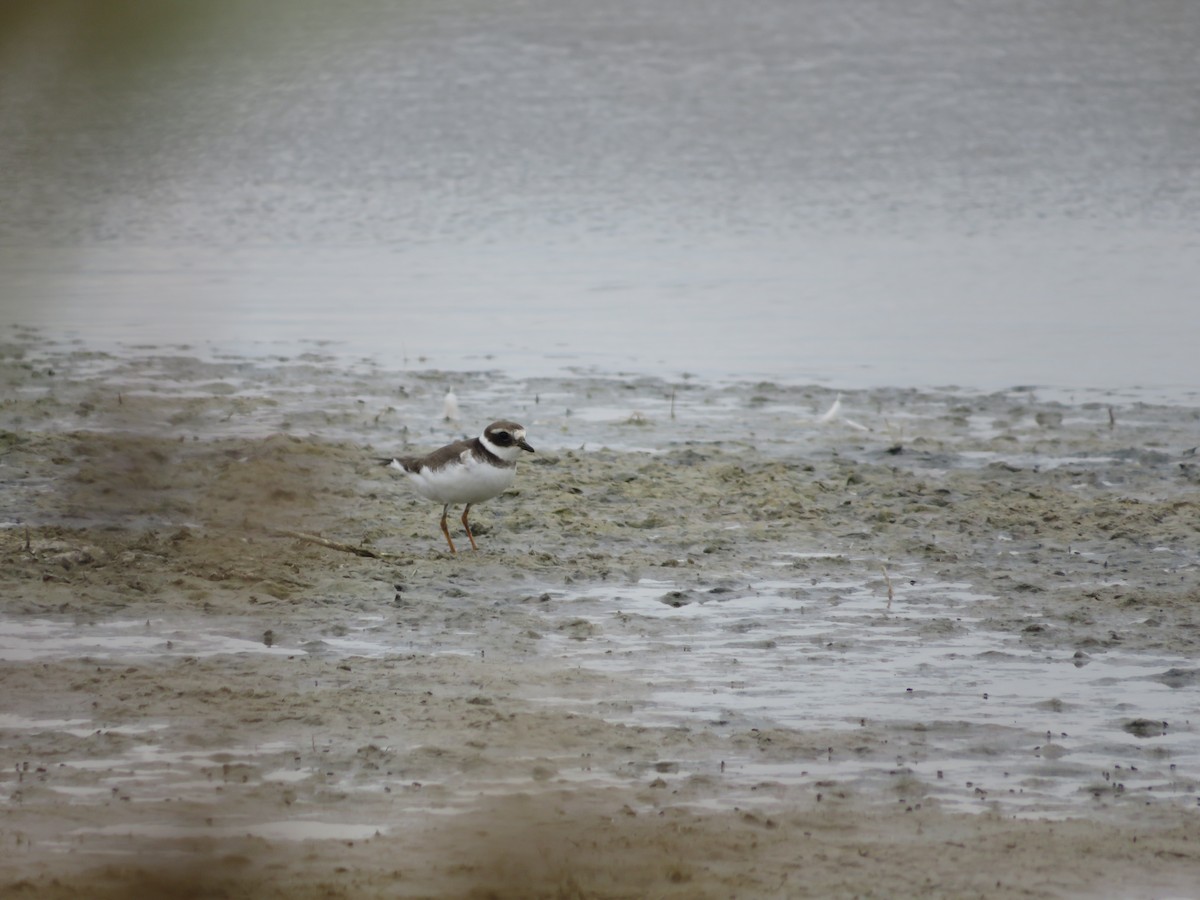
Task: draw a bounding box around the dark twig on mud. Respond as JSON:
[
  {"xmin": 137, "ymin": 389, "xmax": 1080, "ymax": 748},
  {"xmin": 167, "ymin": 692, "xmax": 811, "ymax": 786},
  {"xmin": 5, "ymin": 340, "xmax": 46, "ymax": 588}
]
[{"xmin": 271, "ymin": 528, "xmax": 384, "ymax": 559}]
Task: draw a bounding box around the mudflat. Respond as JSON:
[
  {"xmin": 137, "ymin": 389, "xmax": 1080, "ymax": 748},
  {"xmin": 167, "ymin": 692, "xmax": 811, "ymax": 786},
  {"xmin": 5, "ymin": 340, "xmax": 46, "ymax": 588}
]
[{"xmin": 2, "ymin": 333, "xmax": 1198, "ymax": 898}]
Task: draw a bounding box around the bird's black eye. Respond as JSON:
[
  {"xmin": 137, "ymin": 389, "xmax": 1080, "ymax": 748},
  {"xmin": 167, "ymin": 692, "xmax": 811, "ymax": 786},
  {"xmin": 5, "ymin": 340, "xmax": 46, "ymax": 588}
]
[{"xmin": 491, "ymin": 431, "xmax": 513, "ymax": 446}]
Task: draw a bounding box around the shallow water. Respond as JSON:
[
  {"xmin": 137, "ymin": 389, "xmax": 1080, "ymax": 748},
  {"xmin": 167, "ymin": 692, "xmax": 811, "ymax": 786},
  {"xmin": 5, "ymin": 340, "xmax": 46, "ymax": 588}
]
[
  {"xmin": 5, "ymin": 234, "xmax": 1199, "ymax": 394},
  {"xmin": 3, "ymin": 1, "xmax": 1199, "ymax": 392},
  {"xmin": 0, "ymin": 617, "xmax": 297, "ymax": 662},
  {"xmin": 537, "ymin": 576, "xmax": 1199, "ymax": 816},
  {"xmin": 3, "ymin": 565, "xmax": 1196, "ymax": 821}
]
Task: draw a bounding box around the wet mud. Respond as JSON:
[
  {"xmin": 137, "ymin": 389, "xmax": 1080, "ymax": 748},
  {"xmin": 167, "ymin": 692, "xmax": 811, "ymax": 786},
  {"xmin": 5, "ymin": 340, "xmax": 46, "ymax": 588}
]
[{"xmin": 2, "ymin": 332, "xmax": 1199, "ymax": 898}]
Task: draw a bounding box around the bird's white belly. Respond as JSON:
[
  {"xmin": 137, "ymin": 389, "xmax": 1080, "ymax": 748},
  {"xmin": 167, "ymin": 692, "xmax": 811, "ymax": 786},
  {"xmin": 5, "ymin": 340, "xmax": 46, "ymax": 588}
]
[{"xmin": 406, "ymin": 456, "xmax": 516, "ymax": 505}]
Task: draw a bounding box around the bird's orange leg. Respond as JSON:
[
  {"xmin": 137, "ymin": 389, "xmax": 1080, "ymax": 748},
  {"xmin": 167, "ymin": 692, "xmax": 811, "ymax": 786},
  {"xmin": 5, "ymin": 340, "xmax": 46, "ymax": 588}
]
[
  {"xmin": 439, "ymin": 505, "xmax": 457, "ymax": 554},
  {"xmin": 461, "ymin": 503, "xmax": 479, "ymax": 551}
]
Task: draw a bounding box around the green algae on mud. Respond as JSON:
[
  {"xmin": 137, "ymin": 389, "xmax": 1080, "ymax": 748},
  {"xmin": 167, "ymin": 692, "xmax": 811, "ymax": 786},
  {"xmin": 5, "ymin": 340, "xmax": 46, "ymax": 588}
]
[{"xmin": 5, "ymin": 427, "xmax": 1197, "ymax": 656}]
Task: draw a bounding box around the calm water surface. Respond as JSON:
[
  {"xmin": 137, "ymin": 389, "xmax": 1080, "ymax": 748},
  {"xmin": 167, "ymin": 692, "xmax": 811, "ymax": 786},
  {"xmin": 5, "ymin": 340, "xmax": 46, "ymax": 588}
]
[{"xmin": 2, "ymin": 0, "xmax": 1198, "ymax": 390}]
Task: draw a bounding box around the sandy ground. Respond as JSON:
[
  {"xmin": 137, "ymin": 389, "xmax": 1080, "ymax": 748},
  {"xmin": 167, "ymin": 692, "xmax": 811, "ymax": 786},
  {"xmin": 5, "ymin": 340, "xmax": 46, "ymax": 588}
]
[{"xmin": 2, "ymin": 333, "xmax": 1199, "ymax": 898}]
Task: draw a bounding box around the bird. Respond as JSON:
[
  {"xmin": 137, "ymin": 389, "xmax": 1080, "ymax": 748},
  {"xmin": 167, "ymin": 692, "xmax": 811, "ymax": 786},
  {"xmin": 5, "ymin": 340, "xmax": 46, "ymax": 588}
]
[
  {"xmin": 441, "ymin": 388, "xmax": 459, "ymax": 423},
  {"xmin": 378, "ymin": 420, "xmax": 534, "ymax": 554}
]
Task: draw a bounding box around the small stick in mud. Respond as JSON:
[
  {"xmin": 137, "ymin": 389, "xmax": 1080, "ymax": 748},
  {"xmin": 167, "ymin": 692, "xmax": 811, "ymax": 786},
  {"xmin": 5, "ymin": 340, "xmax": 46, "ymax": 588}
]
[
  {"xmin": 271, "ymin": 528, "xmax": 384, "ymax": 559},
  {"xmin": 881, "ymin": 564, "xmax": 894, "ymax": 609}
]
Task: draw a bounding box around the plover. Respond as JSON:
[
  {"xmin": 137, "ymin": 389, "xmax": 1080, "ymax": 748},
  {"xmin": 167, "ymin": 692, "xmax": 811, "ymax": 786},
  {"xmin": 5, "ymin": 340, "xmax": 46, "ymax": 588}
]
[{"xmin": 379, "ymin": 420, "xmax": 534, "ymax": 554}]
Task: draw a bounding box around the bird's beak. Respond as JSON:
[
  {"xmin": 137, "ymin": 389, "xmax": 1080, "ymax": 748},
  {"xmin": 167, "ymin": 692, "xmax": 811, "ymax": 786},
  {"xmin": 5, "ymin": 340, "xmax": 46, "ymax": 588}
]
[{"xmin": 518, "ymin": 438, "xmax": 535, "ymax": 453}]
